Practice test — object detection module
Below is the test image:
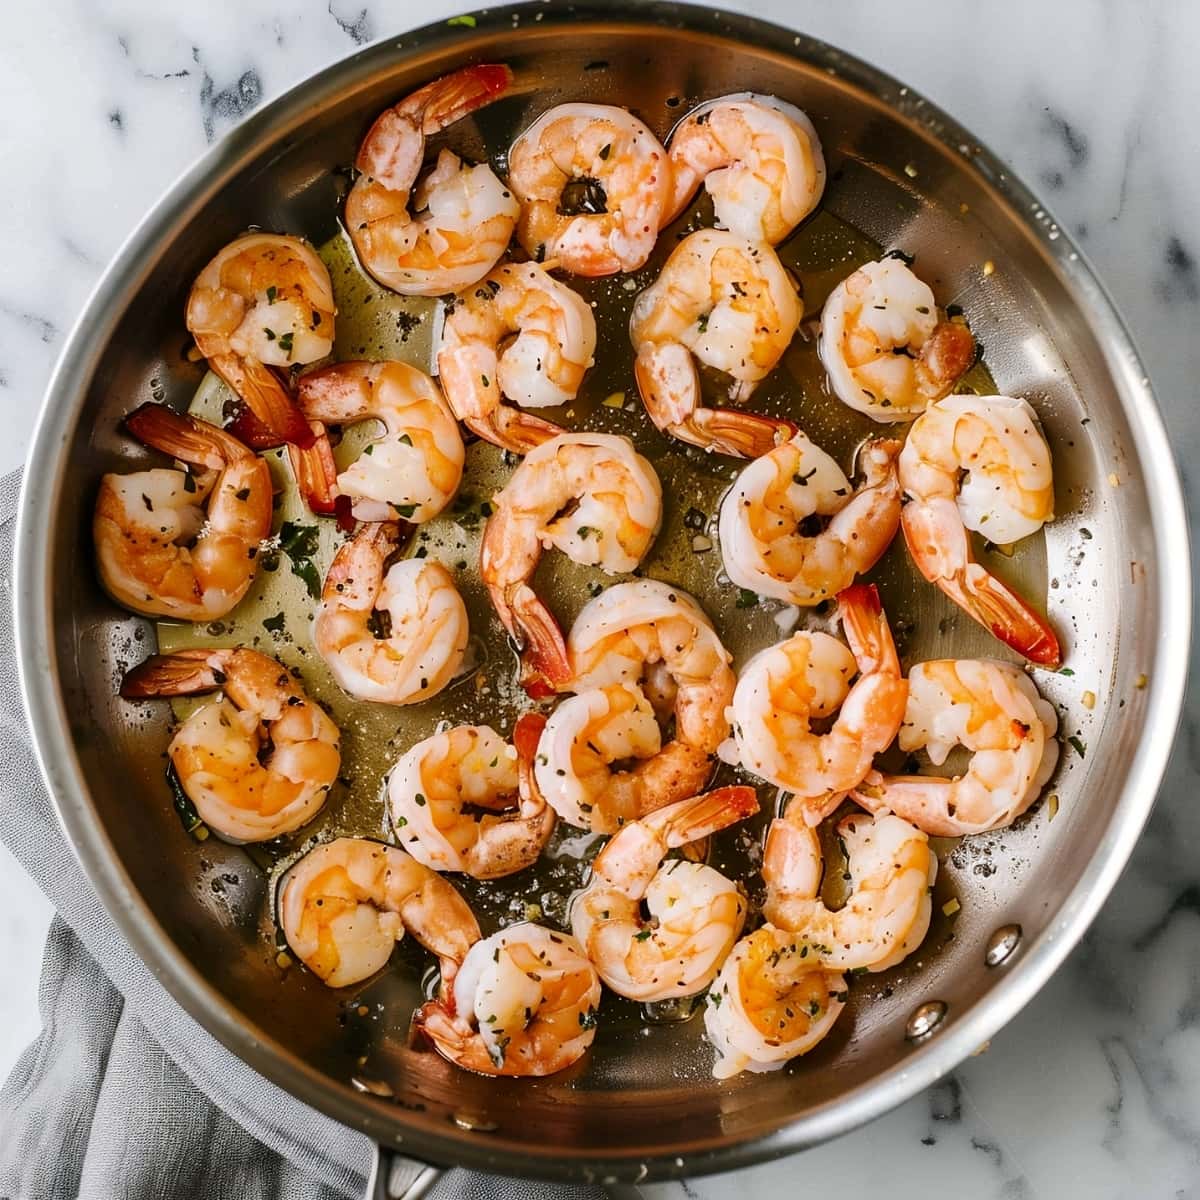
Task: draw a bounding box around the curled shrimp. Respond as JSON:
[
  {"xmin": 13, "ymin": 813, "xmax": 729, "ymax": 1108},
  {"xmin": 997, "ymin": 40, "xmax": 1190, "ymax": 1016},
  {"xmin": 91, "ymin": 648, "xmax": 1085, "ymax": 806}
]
[
  {"xmin": 120, "ymin": 649, "xmax": 340, "ymax": 844},
  {"xmin": 900, "ymin": 394, "xmax": 1060, "ymax": 665},
  {"xmin": 852, "ymin": 658, "xmax": 1059, "ymax": 836},
  {"xmin": 437, "ymin": 261, "xmax": 597, "ymax": 453},
  {"xmin": 345, "ymin": 64, "xmax": 518, "ymax": 296},
  {"xmin": 187, "ymin": 233, "xmax": 335, "ymax": 446},
  {"xmin": 718, "ymin": 432, "xmax": 901, "ymax": 605},
  {"xmin": 94, "ymin": 403, "xmax": 272, "ymax": 621},
  {"xmin": 763, "ymin": 811, "xmax": 936, "ymax": 973},
  {"xmin": 534, "ymin": 682, "xmax": 717, "ymax": 834},
  {"xmin": 508, "ymin": 103, "xmax": 672, "ymax": 275},
  {"xmin": 297, "ymin": 361, "xmax": 464, "ymax": 523},
  {"xmin": 818, "ymin": 255, "xmax": 976, "ymax": 422},
  {"xmin": 388, "ymin": 718, "xmax": 554, "ymax": 879},
  {"xmin": 570, "ymin": 787, "xmax": 757, "ymax": 1002},
  {"xmin": 278, "ymin": 837, "xmax": 480, "ymax": 990},
  {"xmin": 417, "ymin": 923, "xmax": 601, "ymax": 1077},
  {"xmin": 481, "ymin": 433, "xmax": 662, "ymax": 692},
  {"xmin": 704, "ymin": 927, "xmax": 846, "ymax": 1078},
  {"xmin": 630, "ymin": 230, "xmax": 801, "ymax": 457},
  {"xmin": 566, "ymin": 579, "xmax": 736, "ymax": 787},
  {"xmin": 665, "ymin": 92, "xmax": 826, "ymax": 244},
  {"xmin": 729, "ymin": 584, "xmax": 907, "ymax": 824},
  {"xmin": 313, "ymin": 522, "xmax": 469, "ymax": 705}
]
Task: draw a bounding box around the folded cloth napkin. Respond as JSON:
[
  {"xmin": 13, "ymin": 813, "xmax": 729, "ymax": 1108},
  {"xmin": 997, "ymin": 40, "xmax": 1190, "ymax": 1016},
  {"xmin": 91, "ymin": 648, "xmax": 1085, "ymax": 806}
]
[{"xmin": 0, "ymin": 469, "xmax": 607, "ymax": 1200}]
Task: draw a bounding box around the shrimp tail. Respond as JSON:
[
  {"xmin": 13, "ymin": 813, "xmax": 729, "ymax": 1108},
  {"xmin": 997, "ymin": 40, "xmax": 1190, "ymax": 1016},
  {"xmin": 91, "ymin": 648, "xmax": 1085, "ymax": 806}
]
[
  {"xmin": 851, "ymin": 769, "xmax": 970, "ymax": 838},
  {"xmin": 901, "ymin": 501, "xmax": 1061, "ymax": 666},
  {"xmin": 401, "ymin": 63, "xmax": 513, "ymax": 133},
  {"xmin": 465, "ymin": 408, "xmax": 565, "ymax": 456},
  {"xmin": 120, "ymin": 649, "xmax": 230, "ymax": 699},
  {"xmin": 286, "ymin": 426, "xmax": 343, "ymax": 518},
  {"xmin": 690, "ymin": 408, "xmax": 798, "ymax": 459},
  {"xmin": 510, "ymin": 585, "xmax": 571, "ymax": 699},
  {"xmin": 635, "ymin": 344, "xmax": 793, "ymax": 458},
  {"xmin": 650, "ymin": 785, "xmax": 759, "ymax": 847},
  {"xmin": 514, "ymin": 710, "xmax": 550, "ymax": 804},
  {"xmin": 513, "ymin": 711, "xmax": 549, "ymax": 764},
  {"xmin": 123, "ymin": 403, "xmax": 245, "ymax": 469},
  {"xmin": 836, "ymin": 583, "xmax": 901, "ymax": 676},
  {"xmin": 221, "ymin": 358, "xmax": 317, "ymax": 450}
]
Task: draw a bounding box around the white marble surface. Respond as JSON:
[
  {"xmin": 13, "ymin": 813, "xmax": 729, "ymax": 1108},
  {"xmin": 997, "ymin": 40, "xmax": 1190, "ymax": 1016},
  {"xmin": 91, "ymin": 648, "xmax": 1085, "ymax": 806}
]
[{"xmin": 1, "ymin": 1, "xmax": 1198, "ymax": 1197}]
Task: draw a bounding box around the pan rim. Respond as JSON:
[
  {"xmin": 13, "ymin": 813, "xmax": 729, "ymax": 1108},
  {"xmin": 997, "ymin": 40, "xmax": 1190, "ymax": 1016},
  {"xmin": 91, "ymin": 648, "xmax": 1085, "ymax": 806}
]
[{"xmin": 13, "ymin": 0, "xmax": 1191, "ymax": 1181}]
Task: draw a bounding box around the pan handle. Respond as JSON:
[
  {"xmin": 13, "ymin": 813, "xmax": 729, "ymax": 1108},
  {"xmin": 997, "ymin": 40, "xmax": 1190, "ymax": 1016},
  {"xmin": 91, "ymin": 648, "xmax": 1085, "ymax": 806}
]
[{"xmin": 365, "ymin": 1144, "xmax": 444, "ymax": 1200}]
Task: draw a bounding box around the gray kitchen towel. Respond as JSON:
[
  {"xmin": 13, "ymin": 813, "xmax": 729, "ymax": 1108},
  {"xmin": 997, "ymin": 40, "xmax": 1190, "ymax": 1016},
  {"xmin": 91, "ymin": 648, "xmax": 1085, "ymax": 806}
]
[{"xmin": 0, "ymin": 468, "xmax": 607, "ymax": 1200}]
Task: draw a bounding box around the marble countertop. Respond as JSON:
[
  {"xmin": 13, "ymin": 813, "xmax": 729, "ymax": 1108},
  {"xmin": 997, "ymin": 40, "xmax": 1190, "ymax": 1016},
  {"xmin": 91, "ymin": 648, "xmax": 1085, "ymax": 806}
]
[{"xmin": 2, "ymin": 1, "xmax": 1198, "ymax": 1196}]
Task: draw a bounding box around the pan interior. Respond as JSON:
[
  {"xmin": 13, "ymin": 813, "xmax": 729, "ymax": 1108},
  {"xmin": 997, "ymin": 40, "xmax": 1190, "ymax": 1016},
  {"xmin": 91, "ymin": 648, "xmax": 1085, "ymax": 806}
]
[{"xmin": 43, "ymin": 13, "xmax": 1159, "ymax": 1175}]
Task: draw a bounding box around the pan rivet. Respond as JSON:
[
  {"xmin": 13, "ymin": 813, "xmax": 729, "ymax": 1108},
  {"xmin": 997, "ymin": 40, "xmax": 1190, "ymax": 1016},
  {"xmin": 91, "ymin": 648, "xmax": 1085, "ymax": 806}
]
[
  {"xmin": 985, "ymin": 924, "xmax": 1022, "ymax": 967},
  {"xmin": 452, "ymin": 1111, "xmax": 498, "ymax": 1133},
  {"xmin": 906, "ymin": 1000, "xmax": 947, "ymax": 1041}
]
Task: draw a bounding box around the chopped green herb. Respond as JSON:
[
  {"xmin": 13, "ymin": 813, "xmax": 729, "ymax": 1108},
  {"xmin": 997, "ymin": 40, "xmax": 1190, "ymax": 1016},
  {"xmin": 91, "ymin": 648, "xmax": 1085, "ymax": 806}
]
[
  {"xmin": 279, "ymin": 521, "xmax": 322, "ymax": 599},
  {"xmin": 398, "ymin": 433, "xmax": 413, "ymax": 446},
  {"xmin": 262, "ymin": 611, "xmax": 287, "ymax": 635},
  {"xmin": 735, "ymin": 587, "xmax": 758, "ymax": 609},
  {"xmin": 447, "ymin": 13, "xmax": 477, "ymax": 25},
  {"xmin": 1058, "ymin": 666, "xmax": 1075, "ymax": 676},
  {"xmin": 166, "ymin": 764, "xmax": 204, "ymax": 837},
  {"xmin": 1067, "ymin": 735, "xmax": 1087, "ymax": 758},
  {"xmin": 265, "ymin": 285, "xmax": 277, "ymax": 304},
  {"xmin": 278, "ymin": 331, "xmax": 294, "ymax": 356},
  {"xmin": 395, "ymin": 503, "xmax": 418, "ymax": 519}
]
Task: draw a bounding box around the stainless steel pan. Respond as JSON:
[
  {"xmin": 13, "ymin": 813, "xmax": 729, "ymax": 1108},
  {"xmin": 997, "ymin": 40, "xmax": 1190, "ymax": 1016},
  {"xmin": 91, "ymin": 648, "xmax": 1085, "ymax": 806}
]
[{"xmin": 13, "ymin": 3, "xmax": 1190, "ymax": 1192}]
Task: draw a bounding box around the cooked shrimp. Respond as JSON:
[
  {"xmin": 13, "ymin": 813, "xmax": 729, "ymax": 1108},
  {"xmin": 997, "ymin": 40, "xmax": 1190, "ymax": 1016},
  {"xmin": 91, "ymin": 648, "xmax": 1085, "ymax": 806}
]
[
  {"xmin": 819, "ymin": 256, "xmax": 976, "ymax": 422},
  {"xmin": 535, "ymin": 682, "xmax": 715, "ymax": 833},
  {"xmin": 729, "ymin": 584, "xmax": 907, "ymax": 824},
  {"xmin": 187, "ymin": 233, "xmax": 335, "ymax": 445},
  {"xmin": 762, "ymin": 811, "xmax": 935, "ymax": 972},
  {"xmin": 570, "ymin": 787, "xmax": 757, "ymax": 1001},
  {"xmin": 417, "ymin": 923, "xmax": 601, "ymax": 1077},
  {"xmin": 568, "ymin": 578, "xmax": 735, "ymax": 769},
  {"xmin": 630, "ymin": 230, "xmax": 801, "ymax": 456},
  {"xmin": 345, "ymin": 64, "xmax": 518, "ymax": 296},
  {"xmin": 313, "ymin": 522, "xmax": 468, "ymax": 705},
  {"xmin": 95, "ymin": 403, "xmax": 272, "ymax": 621},
  {"xmin": 481, "ymin": 433, "xmax": 662, "ymax": 692},
  {"xmin": 278, "ymin": 837, "xmax": 480, "ymax": 990},
  {"xmin": 296, "ymin": 361, "xmax": 464, "ymax": 523},
  {"xmin": 665, "ymin": 93, "xmax": 826, "ymax": 244},
  {"xmin": 508, "ymin": 103, "xmax": 672, "ymax": 275},
  {"xmin": 436, "ymin": 261, "xmax": 596, "ymax": 453},
  {"xmin": 120, "ymin": 649, "xmax": 339, "ymax": 844},
  {"xmin": 718, "ymin": 432, "xmax": 901, "ymax": 604},
  {"xmin": 899, "ymin": 394, "xmax": 1060, "ymax": 664},
  {"xmin": 388, "ymin": 721, "xmax": 554, "ymax": 879},
  {"xmin": 704, "ymin": 927, "xmax": 846, "ymax": 1078},
  {"xmin": 852, "ymin": 658, "xmax": 1059, "ymax": 836}
]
